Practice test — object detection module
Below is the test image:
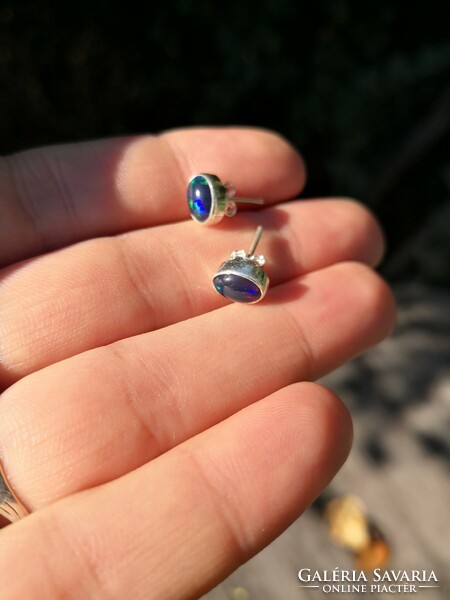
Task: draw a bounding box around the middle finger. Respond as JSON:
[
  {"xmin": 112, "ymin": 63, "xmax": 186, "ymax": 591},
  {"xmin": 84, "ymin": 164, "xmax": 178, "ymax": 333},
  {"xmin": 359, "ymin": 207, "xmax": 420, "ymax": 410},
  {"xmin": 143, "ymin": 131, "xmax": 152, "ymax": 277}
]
[{"xmin": 0, "ymin": 199, "xmax": 383, "ymax": 385}]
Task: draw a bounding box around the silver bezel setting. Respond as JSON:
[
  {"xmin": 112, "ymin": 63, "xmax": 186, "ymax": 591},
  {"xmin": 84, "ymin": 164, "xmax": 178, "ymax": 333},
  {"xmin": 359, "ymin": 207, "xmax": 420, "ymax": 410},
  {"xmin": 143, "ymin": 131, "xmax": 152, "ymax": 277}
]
[
  {"xmin": 212, "ymin": 254, "xmax": 269, "ymax": 304},
  {"xmin": 188, "ymin": 173, "xmax": 229, "ymax": 225}
]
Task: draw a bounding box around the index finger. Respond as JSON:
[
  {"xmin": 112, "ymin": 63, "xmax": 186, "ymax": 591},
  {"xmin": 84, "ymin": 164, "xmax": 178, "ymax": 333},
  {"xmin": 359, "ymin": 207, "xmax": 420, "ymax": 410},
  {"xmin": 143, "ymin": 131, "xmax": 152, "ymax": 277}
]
[{"xmin": 0, "ymin": 127, "xmax": 306, "ymax": 266}]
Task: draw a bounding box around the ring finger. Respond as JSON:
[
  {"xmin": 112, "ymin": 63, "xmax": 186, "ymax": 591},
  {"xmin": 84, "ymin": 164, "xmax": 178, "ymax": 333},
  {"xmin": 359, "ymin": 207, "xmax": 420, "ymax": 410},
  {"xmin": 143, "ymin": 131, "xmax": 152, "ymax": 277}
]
[{"xmin": 0, "ymin": 261, "xmax": 395, "ymax": 510}]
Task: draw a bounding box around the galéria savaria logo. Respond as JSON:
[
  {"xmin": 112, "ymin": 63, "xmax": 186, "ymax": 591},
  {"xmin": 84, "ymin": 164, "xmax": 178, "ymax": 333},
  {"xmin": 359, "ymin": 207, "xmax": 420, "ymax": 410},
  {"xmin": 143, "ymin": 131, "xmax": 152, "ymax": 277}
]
[{"xmin": 297, "ymin": 568, "xmax": 440, "ymax": 594}]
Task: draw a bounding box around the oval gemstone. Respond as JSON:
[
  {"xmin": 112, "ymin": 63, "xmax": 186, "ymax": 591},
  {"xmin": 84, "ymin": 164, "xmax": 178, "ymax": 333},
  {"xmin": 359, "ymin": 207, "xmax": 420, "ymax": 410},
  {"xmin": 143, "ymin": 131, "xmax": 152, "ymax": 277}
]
[
  {"xmin": 213, "ymin": 274, "xmax": 262, "ymax": 303},
  {"xmin": 187, "ymin": 175, "xmax": 212, "ymax": 222}
]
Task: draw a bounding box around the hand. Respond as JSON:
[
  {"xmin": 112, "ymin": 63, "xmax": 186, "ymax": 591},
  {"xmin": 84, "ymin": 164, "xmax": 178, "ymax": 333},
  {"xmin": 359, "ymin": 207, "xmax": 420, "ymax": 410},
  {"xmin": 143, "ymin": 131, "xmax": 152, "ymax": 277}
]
[{"xmin": 0, "ymin": 128, "xmax": 395, "ymax": 599}]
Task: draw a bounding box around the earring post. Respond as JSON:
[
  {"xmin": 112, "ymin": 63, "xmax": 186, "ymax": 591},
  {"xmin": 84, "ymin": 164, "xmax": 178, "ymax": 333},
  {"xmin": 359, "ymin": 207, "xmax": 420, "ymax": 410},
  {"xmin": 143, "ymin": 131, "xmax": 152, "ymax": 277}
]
[
  {"xmin": 235, "ymin": 197, "xmax": 264, "ymax": 205},
  {"xmin": 248, "ymin": 226, "xmax": 264, "ymax": 256}
]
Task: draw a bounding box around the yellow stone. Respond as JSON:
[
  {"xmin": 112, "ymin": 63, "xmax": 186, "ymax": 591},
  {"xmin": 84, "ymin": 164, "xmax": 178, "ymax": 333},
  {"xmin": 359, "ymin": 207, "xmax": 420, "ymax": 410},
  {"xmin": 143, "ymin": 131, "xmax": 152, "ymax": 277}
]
[
  {"xmin": 229, "ymin": 586, "xmax": 250, "ymax": 600},
  {"xmin": 325, "ymin": 495, "xmax": 371, "ymax": 552}
]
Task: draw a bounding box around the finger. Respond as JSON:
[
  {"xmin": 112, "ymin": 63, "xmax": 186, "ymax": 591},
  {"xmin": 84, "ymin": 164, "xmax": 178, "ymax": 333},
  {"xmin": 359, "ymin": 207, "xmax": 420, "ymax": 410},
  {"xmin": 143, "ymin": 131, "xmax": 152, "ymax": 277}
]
[
  {"xmin": 0, "ymin": 262, "xmax": 395, "ymax": 508},
  {"xmin": 0, "ymin": 383, "xmax": 352, "ymax": 599},
  {"xmin": 0, "ymin": 199, "xmax": 384, "ymax": 385},
  {"xmin": 0, "ymin": 127, "xmax": 305, "ymax": 266}
]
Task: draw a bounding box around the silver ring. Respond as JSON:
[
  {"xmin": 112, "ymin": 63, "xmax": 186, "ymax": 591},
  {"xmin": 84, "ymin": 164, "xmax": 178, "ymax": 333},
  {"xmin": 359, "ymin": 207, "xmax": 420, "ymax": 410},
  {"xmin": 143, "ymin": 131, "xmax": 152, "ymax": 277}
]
[{"xmin": 0, "ymin": 460, "xmax": 29, "ymax": 522}]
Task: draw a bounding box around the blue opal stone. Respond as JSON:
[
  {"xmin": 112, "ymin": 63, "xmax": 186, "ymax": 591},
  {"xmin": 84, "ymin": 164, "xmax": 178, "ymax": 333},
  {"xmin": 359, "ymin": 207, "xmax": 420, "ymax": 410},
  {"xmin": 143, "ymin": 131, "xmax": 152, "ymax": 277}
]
[
  {"xmin": 188, "ymin": 175, "xmax": 212, "ymax": 222},
  {"xmin": 213, "ymin": 274, "xmax": 262, "ymax": 303}
]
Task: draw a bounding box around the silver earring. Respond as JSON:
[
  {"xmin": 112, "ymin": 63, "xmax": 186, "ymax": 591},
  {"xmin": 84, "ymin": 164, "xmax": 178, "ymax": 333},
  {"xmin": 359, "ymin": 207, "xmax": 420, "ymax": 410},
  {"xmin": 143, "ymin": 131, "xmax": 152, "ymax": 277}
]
[
  {"xmin": 212, "ymin": 226, "xmax": 269, "ymax": 304},
  {"xmin": 187, "ymin": 173, "xmax": 263, "ymax": 225}
]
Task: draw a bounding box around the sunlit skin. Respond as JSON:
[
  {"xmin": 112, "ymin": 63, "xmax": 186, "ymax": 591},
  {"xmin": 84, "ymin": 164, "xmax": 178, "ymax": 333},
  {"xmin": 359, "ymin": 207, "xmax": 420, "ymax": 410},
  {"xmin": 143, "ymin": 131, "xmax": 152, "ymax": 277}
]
[{"xmin": 0, "ymin": 128, "xmax": 396, "ymax": 599}]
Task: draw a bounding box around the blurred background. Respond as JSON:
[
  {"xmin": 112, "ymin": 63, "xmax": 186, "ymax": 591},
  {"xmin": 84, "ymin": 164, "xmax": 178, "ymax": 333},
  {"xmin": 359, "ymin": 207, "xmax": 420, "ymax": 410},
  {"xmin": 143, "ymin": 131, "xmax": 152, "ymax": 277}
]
[{"xmin": 1, "ymin": 1, "xmax": 449, "ymax": 597}]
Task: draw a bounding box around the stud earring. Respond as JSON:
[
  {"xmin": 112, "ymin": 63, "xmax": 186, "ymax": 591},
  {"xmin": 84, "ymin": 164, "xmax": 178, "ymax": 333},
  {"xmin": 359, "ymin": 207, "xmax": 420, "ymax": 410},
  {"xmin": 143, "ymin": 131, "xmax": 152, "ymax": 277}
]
[
  {"xmin": 213, "ymin": 226, "xmax": 269, "ymax": 304},
  {"xmin": 187, "ymin": 173, "xmax": 263, "ymax": 225}
]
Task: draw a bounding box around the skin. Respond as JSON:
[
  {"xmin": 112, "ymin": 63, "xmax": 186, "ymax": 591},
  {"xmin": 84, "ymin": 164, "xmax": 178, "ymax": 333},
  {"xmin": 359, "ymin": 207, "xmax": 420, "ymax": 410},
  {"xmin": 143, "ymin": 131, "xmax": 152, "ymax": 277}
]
[{"xmin": 0, "ymin": 127, "xmax": 396, "ymax": 599}]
